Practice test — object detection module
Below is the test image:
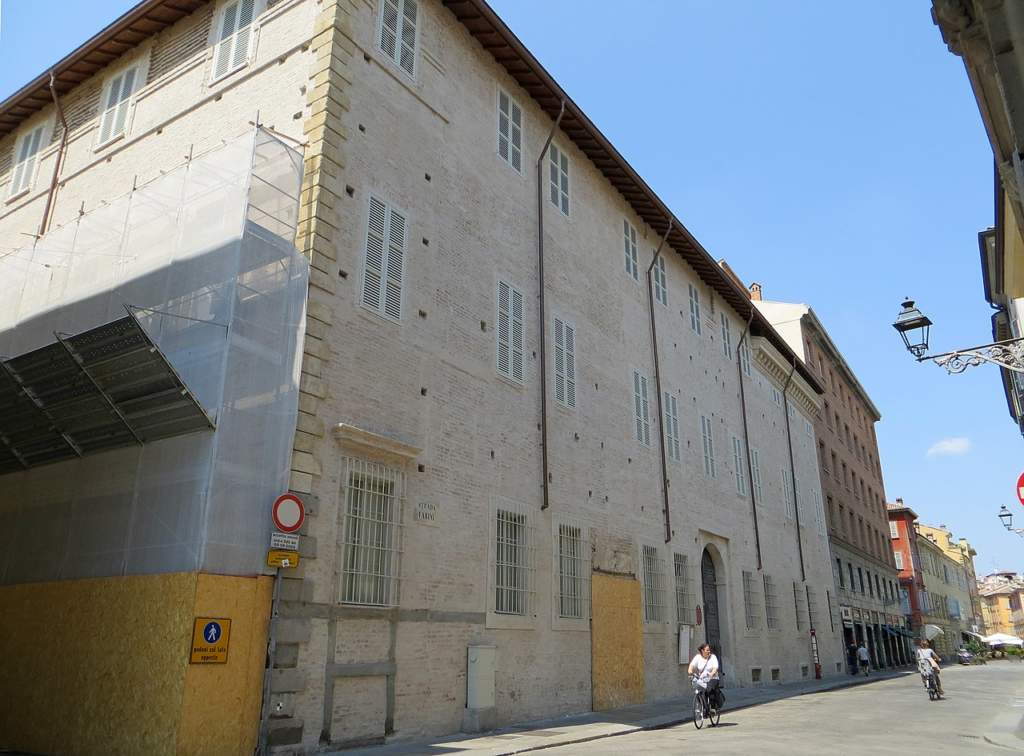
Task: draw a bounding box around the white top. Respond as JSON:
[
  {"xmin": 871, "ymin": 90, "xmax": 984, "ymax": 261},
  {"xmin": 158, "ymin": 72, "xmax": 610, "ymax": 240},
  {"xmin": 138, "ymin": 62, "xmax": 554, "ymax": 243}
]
[
  {"xmin": 916, "ymin": 648, "xmax": 937, "ymax": 664},
  {"xmin": 690, "ymin": 653, "xmax": 720, "ymax": 682},
  {"xmin": 857, "ymin": 646, "xmax": 870, "ymax": 662}
]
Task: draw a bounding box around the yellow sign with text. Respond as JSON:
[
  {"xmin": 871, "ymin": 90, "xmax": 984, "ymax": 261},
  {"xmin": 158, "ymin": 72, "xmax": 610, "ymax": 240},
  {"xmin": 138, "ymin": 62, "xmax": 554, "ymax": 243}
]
[
  {"xmin": 190, "ymin": 617, "xmax": 231, "ymax": 664},
  {"xmin": 267, "ymin": 549, "xmax": 300, "ymax": 568}
]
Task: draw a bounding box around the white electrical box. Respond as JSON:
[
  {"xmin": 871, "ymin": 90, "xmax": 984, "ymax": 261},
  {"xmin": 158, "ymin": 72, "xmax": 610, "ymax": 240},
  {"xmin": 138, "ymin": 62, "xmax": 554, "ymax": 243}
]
[{"xmin": 466, "ymin": 645, "xmax": 496, "ymax": 709}]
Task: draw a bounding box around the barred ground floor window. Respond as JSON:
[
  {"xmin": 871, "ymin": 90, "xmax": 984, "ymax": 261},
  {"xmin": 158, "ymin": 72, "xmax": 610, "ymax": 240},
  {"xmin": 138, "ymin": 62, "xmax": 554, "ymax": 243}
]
[{"xmin": 492, "ymin": 505, "xmax": 536, "ymax": 615}]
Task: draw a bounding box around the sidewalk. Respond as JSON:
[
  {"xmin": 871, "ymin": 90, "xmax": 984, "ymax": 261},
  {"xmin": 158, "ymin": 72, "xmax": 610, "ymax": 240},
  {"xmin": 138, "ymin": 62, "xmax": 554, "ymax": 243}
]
[{"xmin": 333, "ymin": 667, "xmax": 913, "ymax": 756}]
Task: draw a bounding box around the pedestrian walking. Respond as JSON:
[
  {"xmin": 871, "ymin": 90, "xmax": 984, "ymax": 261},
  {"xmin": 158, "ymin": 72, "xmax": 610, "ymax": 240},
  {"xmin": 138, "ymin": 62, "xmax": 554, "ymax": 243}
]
[
  {"xmin": 857, "ymin": 642, "xmax": 871, "ymax": 676},
  {"xmin": 847, "ymin": 642, "xmax": 858, "ymax": 676}
]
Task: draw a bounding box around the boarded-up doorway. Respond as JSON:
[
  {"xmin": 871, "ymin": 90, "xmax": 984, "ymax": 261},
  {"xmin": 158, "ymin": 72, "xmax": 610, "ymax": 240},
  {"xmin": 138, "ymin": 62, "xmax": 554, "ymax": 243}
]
[{"xmin": 591, "ymin": 571, "xmax": 643, "ymax": 710}]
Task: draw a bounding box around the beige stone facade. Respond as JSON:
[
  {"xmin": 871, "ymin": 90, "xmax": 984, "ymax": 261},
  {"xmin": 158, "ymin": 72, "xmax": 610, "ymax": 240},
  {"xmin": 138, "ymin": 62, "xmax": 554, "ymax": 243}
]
[{"xmin": 0, "ymin": 0, "xmax": 848, "ymax": 751}]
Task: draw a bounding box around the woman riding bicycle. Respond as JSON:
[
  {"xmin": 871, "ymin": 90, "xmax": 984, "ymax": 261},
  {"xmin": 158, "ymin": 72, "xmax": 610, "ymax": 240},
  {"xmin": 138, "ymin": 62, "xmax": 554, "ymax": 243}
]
[
  {"xmin": 916, "ymin": 639, "xmax": 943, "ymax": 696},
  {"xmin": 688, "ymin": 642, "xmax": 721, "ymax": 698}
]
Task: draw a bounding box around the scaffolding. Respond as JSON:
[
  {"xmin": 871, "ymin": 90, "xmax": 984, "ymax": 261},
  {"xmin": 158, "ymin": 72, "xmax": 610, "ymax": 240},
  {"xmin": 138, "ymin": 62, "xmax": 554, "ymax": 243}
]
[{"xmin": 0, "ymin": 127, "xmax": 309, "ymax": 582}]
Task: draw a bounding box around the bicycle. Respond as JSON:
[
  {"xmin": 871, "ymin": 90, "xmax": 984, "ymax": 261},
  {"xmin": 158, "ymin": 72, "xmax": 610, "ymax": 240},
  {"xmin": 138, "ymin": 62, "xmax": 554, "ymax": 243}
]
[
  {"xmin": 691, "ymin": 675, "xmax": 722, "ymax": 729},
  {"xmin": 919, "ymin": 663, "xmax": 942, "ymax": 701}
]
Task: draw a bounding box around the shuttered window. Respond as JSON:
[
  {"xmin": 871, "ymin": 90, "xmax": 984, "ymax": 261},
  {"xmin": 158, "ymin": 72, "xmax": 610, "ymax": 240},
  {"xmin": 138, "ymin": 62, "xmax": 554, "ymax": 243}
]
[
  {"xmin": 720, "ymin": 313, "xmax": 732, "ymax": 359},
  {"xmin": 549, "ymin": 143, "xmax": 569, "ymax": 216},
  {"xmin": 379, "ymin": 0, "xmax": 418, "ymax": 78},
  {"xmin": 782, "ymin": 468, "xmax": 794, "ymax": 518},
  {"xmin": 97, "ymin": 67, "xmax": 138, "ymax": 146},
  {"xmin": 700, "ymin": 414, "xmax": 716, "ymax": 478},
  {"xmin": 889, "ymin": 521, "xmax": 898, "ymax": 539},
  {"xmin": 653, "ymin": 255, "xmax": 667, "ymax": 305},
  {"xmin": 688, "ymin": 284, "xmax": 702, "ymax": 334},
  {"xmin": 894, "ymin": 551, "xmax": 904, "ymax": 569},
  {"xmin": 554, "ymin": 317, "xmax": 576, "ymax": 408},
  {"xmin": 664, "ymin": 392, "xmax": 680, "ymax": 462},
  {"xmin": 732, "ymin": 436, "xmax": 747, "ymax": 496},
  {"xmin": 212, "ymin": 0, "xmax": 256, "ymax": 81},
  {"xmin": 497, "ymin": 280, "xmax": 524, "ymax": 382},
  {"xmin": 361, "ymin": 195, "xmax": 406, "ymax": 321},
  {"xmin": 9, "ymin": 126, "xmax": 44, "ymax": 197},
  {"xmin": 739, "ymin": 340, "xmax": 751, "ymax": 376},
  {"xmin": 751, "ymin": 448, "xmax": 763, "ymax": 503},
  {"xmin": 632, "ymin": 370, "xmax": 651, "ymax": 445},
  {"xmin": 497, "ymin": 89, "xmax": 523, "ymax": 172},
  {"xmin": 813, "ymin": 488, "xmax": 825, "ymax": 535},
  {"xmin": 763, "ymin": 574, "xmax": 778, "ymax": 629},
  {"xmin": 624, "ymin": 220, "xmax": 638, "ymax": 280}
]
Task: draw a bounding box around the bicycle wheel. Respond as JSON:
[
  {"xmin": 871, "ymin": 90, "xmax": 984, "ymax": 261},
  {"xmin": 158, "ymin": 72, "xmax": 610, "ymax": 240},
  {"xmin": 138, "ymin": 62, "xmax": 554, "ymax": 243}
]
[
  {"xmin": 693, "ymin": 692, "xmax": 705, "ymax": 729},
  {"xmin": 709, "ymin": 700, "xmax": 721, "ymax": 727}
]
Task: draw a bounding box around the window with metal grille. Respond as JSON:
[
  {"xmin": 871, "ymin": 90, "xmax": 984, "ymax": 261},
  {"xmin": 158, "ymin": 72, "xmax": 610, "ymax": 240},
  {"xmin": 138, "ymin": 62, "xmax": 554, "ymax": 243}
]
[
  {"xmin": 553, "ymin": 317, "xmax": 576, "ymax": 408},
  {"xmin": 497, "ymin": 89, "xmax": 522, "ymax": 172},
  {"xmin": 379, "ymin": 0, "xmax": 418, "ymax": 78},
  {"xmin": 97, "ymin": 66, "xmax": 139, "ymax": 146},
  {"xmin": 339, "ymin": 458, "xmax": 404, "ymax": 606},
  {"xmin": 493, "ymin": 507, "xmax": 534, "ymax": 615},
  {"xmin": 813, "ymin": 488, "xmax": 825, "ymax": 535},
  {"xmin": 361, "ymin": 195, "xmax": 406, "ymax": 321},
  {"xmin": 751, "ymin": 448, "xmax": 763, "ymax": 503},
  {"xmin": 688, "ymin": 284, "xmax": 702, "ymax": 334},
  {"xmin": 9, "ymin": 125, "xmax": 43, "ymax": 197},
  {"xmin": 633, "ymin": 370, "xmax": 651, "ymax": 446},
  {"xmin": 782, "ymin": 468, "xmax": 794, "ymax": 518},
  {"xmin": 623, "ymin": 219, "xmax": 638, "ymax": 280},
  {"xmin": 497, "ymin": 280, "xmax": 524, "ymax": 382},
  {"xmin": 653, "ymin": 255, "xmax": 667, "ymax": 305},
  {"xmin": 763, "ymin": 574, "xmax": 778, "ymax": 629},
  {"xmin": 664, "ymin": 392, "xmax": 680, "ymax": 462},
  {"xmin": 557, "ymin": 523, "xmax": 589, "ymax": 619},
  {"xmin": 793, "ymin": 581, "xmax": 807, "ymax": 630},
  {"xmin": 642, "ymin": 545, "xmax": 665, "ymax": 623},
  {"xmin": 743, "ymin": 570, "xmax": 761, "ymax": 630},
  {"xmin": 700, "ymin": 414, "xmax": 716, "ymax": 477},
  {"xmin": 826, "ymin": 590, "xmax": 836, "ymax": 631},
  {"xmin": 732, "ymin": 436, "xmax": 747, "ymax": 496},
  {"xmin": 549, "ymin": 143, "xmax": 569, "ymax": 215},
  {"xmin": 212, "ymin": 0, "xmax": 256, "ymax": 82},
  {"xmin": 674, "ymin": 553, "xmax": 695, "ymax": 624},
  {"xmin": 806, "ymin": 585, "xmax": 817, "ymax": 629},
  {"xmin": 836, "ymin": 558, "xmax": 845, "ymax": 588},
  {"xmin": 720, "ymin": 313, "xmax": 732, "ymax": 359},
  {"xmin": 894, "ymin": 550, "xmax": 904, "ymax": 570}
]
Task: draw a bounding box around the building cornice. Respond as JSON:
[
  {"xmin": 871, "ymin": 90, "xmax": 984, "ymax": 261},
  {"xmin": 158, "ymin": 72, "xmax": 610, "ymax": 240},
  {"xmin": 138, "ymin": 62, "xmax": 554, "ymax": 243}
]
[{"xmin": 752, "ymin": 335, "xmax": 820, "ymax": 416}]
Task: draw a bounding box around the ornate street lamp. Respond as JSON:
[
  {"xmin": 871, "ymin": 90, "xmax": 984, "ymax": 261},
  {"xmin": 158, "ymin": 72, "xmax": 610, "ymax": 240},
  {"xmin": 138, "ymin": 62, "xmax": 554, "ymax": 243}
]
[
  {"xmin": 999, "ymin": 504, "xmax": 1013, "ymax": 530},
  {"xmin": 892, "ymin": 299, "xmax": 1024, "ymax": 374}
]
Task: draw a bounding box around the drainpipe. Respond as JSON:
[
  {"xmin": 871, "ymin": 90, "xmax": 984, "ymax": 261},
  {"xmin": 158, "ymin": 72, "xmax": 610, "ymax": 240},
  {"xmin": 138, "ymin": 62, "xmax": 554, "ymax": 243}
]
[
  {"xmin": 736, "ymin": 311, "xmax": 761, "ymax": 569},
  {"xmin": 537, "ymin": 100, "xmax": 564, "ymax": 511},
  {"xmin": 39, "ymin": 72, "xmax": 68, "ymax": 237},
  {"xmin": 782, "ymin": 360, "xmax": 806, "ymax": 581},
  {"xmin": 645, "ymin": 219, "xmax": 674, "ymax": 543}
]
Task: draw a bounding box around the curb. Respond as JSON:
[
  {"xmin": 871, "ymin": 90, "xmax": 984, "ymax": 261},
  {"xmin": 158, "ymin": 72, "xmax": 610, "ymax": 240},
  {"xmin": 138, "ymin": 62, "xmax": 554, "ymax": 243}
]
[{"xmin": 498, "ymin": 670, "xmax": 912, "ymax": 755}]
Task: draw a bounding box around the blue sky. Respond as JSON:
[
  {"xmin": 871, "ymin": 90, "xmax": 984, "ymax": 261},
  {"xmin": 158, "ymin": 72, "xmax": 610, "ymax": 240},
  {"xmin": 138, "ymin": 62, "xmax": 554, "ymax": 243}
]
[{"xmin": 1, "ymin": 1, "xmax": 1020, "ymax": 572}]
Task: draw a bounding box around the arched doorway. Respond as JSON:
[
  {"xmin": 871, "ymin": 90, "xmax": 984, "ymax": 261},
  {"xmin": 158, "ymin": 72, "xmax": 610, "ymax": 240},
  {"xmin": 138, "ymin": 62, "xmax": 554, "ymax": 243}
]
[{"xmin": 701, "ymin": 548, "xmax": 722, "ymax": 660}]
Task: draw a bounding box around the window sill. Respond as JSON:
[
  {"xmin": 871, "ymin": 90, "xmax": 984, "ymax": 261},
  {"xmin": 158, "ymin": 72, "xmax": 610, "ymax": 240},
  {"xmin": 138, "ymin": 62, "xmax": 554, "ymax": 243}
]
[
  {"xmin": 486, "ymin": 610, "xmax": 535, "ymax": 631},
  {"xmin": 5, "ymin": 187, "xmax": 30, "ymax": 204},
  {"xmin": 94, "ymin": 132, "xmax": 126, "ymax": 153},
  {"xmin": 209, "ymin": 60, "xmax": 250, "ymax": 87}
]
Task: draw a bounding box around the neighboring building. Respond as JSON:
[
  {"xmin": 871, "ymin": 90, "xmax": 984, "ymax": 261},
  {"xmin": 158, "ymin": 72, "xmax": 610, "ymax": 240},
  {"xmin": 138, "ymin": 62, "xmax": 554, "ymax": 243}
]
[
  {"xmin": 888, "ymin": 500, "xmax": 925, "ymax": 648},
  {"xmin": 0, "ymin": 1, "xmax": 844, "ymax": 753},
  {"xmin": 754, "ymin": 291, "xmax": 905, "ymax": 670},
  {"xmin": 916, "ymin": 523, "xmax": 984, "ymax": 637},
  {"xmin": 979, "ymin": 572, "xmax": 1024, "ymax": 638},
  {"xmin": 915, "ymin": 527, "xmax": 975, "ymax": 654},
  {"xmin": 933, "ymin": 2, "xmax": 1024, "ymax": 434}
]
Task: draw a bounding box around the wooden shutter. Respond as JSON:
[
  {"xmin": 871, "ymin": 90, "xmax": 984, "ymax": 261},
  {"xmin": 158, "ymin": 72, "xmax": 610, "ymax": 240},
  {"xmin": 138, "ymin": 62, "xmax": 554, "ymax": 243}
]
[
  {"xmin": 554, "ymin": 317, "xmax": 576, "ymax": 408},
  {"xmin": 361, "ymin": 196, "xmax": 405, "ymax": 321},
  {"xmin": 398, "ymin": 0, "xmax": 418, "ymax": 76},
  {"xmin": 10, "ymin": 127, "xmax": 43, "ymax": 196},
  {"xmin": 633, "ymin": 371, "xmax": 649, "ymax": 445},
  {"xmin": 98, "ymin": 67, "xmax": 137, "ymax": 145},
  {"xmin": 213, "ymin": 0, "xmax": 255, "ymax": 80},
  {"xmin": 665, "ymin": 393, "xmax": 680, "ymax": 461},
  {"xmin": 497, "ymin": 281, "xmax": 524, "ymax": 381},
  {"xmin": 380, "ymin": 0, "xmax": 417, "ymax": 77},
  {"xmin": 498, "ymin": 90, "xmax": 522, "ymax": 171}
]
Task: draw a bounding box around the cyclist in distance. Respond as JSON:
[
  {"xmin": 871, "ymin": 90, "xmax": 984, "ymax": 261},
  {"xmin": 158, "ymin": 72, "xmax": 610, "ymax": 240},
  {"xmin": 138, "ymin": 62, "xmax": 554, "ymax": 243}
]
[{"xmin": 916, "ymin": 639, "xmax": 944, "ymax": 696}]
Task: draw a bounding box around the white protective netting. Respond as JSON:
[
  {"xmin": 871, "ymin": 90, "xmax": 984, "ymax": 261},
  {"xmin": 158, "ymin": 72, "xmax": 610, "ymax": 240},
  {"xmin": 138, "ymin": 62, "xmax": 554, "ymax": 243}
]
[{"xmin": 0, "ymin": 128, "xmax": 308, "ymax": 582}]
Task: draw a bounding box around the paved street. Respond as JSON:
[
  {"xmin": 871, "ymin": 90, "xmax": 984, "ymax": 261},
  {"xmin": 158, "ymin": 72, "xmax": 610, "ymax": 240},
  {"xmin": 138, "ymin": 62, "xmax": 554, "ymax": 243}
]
[{"xmin": 546, "ymin": 664, "xmax": 1024, "ymax": 755}]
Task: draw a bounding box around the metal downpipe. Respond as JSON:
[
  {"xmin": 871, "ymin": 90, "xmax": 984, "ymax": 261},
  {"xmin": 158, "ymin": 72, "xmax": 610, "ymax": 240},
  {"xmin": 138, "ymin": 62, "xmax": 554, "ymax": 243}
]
[
  {"xmin": 736, "ymin": 311, "xmax": 762, "ymax": 569},
  {"xmin": 537, "ymin": 100, "xmax": 564, "ymax": 511},
  {"xmin": 646, "ymin": 219, "xmax": 674, "ymax": 543},
  {"xmin": 39, "ymin": 72, "xmax": 68, "ymax": 237},
  {"xmin": 782, "ymin": 360, "xmax": 806, "ymax": 581}
]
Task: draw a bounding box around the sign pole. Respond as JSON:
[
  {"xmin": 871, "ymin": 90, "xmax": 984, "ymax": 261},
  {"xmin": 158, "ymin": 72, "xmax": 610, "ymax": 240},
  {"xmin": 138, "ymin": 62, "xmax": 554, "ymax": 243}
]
[{"xmin": 257, "ymin": 566, "xmax": 283, "ymax": 756}]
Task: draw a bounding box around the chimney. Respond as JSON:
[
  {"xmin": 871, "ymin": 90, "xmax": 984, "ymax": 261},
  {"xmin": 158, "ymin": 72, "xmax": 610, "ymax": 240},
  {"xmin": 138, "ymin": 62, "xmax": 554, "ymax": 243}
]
[{"xmin": 749, "ymin": 282, "xmax": 762, "ymax": 301}]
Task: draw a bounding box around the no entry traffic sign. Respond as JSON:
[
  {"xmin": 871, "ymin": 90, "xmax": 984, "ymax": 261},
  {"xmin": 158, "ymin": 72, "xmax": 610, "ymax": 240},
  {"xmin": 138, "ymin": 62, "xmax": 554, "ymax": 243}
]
[
  {"xmin": 1018, "ymin": 472, "xmax": 1024, "ymax": 507},
  {"xmin": 272, "ymin": 493, "xmax": 305, "ymax": 533}
]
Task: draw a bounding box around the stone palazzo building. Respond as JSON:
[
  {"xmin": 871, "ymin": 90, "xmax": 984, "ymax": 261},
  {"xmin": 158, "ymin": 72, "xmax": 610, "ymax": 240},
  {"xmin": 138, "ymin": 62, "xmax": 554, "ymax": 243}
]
[{"xmin": 0, "ymin": 0, "xmax": 842, "ymax": 752}]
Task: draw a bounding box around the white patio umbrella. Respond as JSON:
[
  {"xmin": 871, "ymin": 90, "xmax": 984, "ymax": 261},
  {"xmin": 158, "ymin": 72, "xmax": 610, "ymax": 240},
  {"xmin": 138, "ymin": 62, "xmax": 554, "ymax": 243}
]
[
  {"xmin": 981, "ymin": 633, "xmax": 1024, "ymax": 647},
  {"xmin": 924, "ymin": 624, "xmax": 944, "ymax": 640}
]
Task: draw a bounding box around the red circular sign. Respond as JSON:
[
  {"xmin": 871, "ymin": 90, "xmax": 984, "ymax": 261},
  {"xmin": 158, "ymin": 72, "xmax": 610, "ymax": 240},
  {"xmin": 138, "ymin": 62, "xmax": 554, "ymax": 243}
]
[
  {"xmin": 272, "ymin": 494, "xmax": 305, "ymax": 533},
  {"xmin": 1017, "ymin": 472, "xmax": 1024, "ymax": 507}
]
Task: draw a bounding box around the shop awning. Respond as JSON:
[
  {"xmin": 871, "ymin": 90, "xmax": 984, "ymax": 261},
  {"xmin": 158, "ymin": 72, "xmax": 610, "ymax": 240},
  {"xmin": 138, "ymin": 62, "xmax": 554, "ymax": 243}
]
[{"xmin": 0, "ymin": 312, "xmax": 214, "ymax": 474}]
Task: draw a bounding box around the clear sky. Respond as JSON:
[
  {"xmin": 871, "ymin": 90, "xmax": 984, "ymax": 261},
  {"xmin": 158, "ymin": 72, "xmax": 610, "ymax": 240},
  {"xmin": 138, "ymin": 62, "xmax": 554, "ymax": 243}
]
[{"xmin": 1, "ymin": 1, "xmax": 1020, "ymax": 573}]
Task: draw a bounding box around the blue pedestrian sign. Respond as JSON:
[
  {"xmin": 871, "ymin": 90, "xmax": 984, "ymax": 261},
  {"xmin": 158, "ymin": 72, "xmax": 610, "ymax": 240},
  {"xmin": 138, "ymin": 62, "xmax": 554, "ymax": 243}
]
[{"xmin": 191, "ymin": 617, "xmax": 232, "ymax": 664}]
